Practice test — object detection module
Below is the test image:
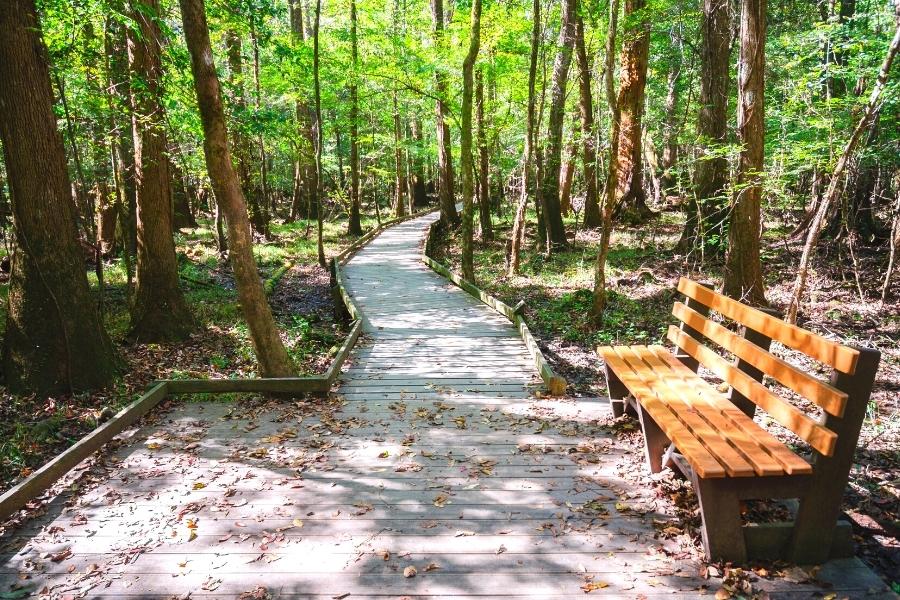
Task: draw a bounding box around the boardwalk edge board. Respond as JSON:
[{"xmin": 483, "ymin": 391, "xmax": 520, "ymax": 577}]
[
  {"xmin": 0, "ymin": 211, "xmax": 426, "ymax": 522},
  {"xmin": 0, "ymin": 382, "xmax": 169, "ymax": 521},
  {"xmin": 421, "ymin": 218, "xmax": 567, "ymax": 396}
]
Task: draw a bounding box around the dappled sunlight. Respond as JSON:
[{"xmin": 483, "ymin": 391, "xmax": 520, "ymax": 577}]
[{"xmin": 1, "ymin": 213, "xmax": 887, "ymax": 598}]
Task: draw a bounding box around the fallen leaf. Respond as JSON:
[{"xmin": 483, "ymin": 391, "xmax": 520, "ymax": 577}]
[
  {"xmin": 292, "ymin": 518, "xmax": 304, "ymax": 528},
  {"xmin": 433, "ymin": 494, "xmax": 449, "ymax": 508},
  {"xmin": 403, "ymin": 565, "xmax": 417, "ymax": 578},
  {"xmin": 581, "ymin": 581, "xmax": 609, "ymax": 592},
  {"xmin": 192, "ymin": 482, "xmax": 207, "ymax": 490},
  {"xmin": 50, "ymin": 549, "xmax": 72, "ymax": 562},
  {"xmin": 424, "ymin": 562, "xmax": 440, "ymax": 572}
]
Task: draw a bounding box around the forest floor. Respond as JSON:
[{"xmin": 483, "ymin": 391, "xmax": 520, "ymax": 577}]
[
  {"xmin": 432, "ymin": 206, "xmax": 900, "ymax": 592},
  {"xmin": 0, "ymin": 214, "xmax": 378, "ymax": 495}
]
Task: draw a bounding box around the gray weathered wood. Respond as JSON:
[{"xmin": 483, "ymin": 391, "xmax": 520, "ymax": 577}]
[{"xmin": 0, "ymin": 382, "xmax": 169, "ymax": 521}]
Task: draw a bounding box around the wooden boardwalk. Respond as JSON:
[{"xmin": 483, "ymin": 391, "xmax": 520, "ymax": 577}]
[{"xmin": 0, "ymin": 212, "xmax": 890, "ymax": 598}]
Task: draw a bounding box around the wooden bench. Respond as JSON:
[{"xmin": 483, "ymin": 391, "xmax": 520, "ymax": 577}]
[{"xmin": 597, "ymin": 277, "xmax": 880, "ymax": 564}]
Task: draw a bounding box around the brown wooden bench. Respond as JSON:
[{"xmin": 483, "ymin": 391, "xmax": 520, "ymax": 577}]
[{"xmin": 597, "ymin": 277, "xmax": 880, "ymax": 564}]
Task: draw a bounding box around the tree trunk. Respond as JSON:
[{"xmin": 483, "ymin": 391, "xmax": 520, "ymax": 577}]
[
  {"xmin": 476, "ymin": 67, "xmax": 493, "ymax": 241},
  {"xmin": 723, "ymin": 0, "xmax": 767, "ymax": 305},
  {"xmin": 392, "ymin": 92, "xmax": 408, "ymax": 218},
  {"xmin": 540, "ymin": 0, "xmax": 577, "ymax": 250},
  {"xmin": 787, "ymin": 14, "xmax": 900, "ymax": 322},
  {"xmin": 289, "ymin": 0, "xmax": 314, "ymax": 224},
  {"xmin": 432, "ymin": 0, "xmax": 459, "ymax": 225},
  {"xmin": 559, "ymin": 120, "xmax": 577, "ymax": 216},
  {"xmin": 508, "ymin": 0, "xmax": 541, "ymax": 276},
  {"xmin": 679, "ymin": 0, "xmax": 730, "ymax": 254},
  {"xmin": 0, "ymin": 0, "xmax": 120, "ymax": 395},
  {"xmin": 179, "ymin": 0, "xmax": 294, "ymax": 377},
  {"xmin": 612, "ymin": 0, "xmax": 652, "ymax": 225},
  {"xmin": 224, "ymin": 30, "xmax": 264, "ymax": 236},
  {"xmin": 658, "ymin": 25, "xmax": 682, "ymax": 201},
  {"xmin": 591, "ymin": 0, "xmax": 621, "ymax": 319},
  {"xmin": 127, "ymin": 0, "xmax": 194, "ymax": 342},
  {"xmin": 460, "ymin": 0, "xmax": 482, "ymax": 281},
  {"xmin": 347, "ymin": 0, "xmax": 363, "ymax": 235},
  {"xmin": 575, "ymin": 16, "xmax": 601, "ymax": 229},
  {"xmin": 409, "ymin": 118, "xmax": 428, "ymax": 208},
  {"xmin": 312, "ymin": 0, "xmax": 327, "ymax": 268},
  {"xmin": 249, "ymin": 16, "xmax": 271, "ymax": 238}
]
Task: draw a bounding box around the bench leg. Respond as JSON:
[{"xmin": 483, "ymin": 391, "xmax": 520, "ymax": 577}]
[
  {"xmin": 604, "ymin": 363, "xmax": 629, "ymax": 418},
  {"xmin": 694, "ymin": 477, "xmax": 747, "ymax": 563},
  {"xmin": 789, "ymin": 347, "xmax": 881, "ymax": 564},
  {"xmin": 635, "ymin": 403, "xmax": 669, "ymax": 474}
]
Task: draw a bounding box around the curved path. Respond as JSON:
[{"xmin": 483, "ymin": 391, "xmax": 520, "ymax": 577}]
[{"xmin": 0, "ymin": 212, "xmax": 886, "ymax": 598}]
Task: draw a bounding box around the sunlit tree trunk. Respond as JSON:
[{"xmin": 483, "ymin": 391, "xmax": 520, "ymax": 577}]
[
  {"xmin": 0, "ymin": 0, "xmax": 120, "ymax": 395},
  {"xmin": 126, "ymin": 0, "xmax": 194, "ymax": 342},
  {"xmin": 612, "ymin": 0, "xmax": 652, "ymax": 225},
  {"xmin": 723, "ymin": 0, "xmax": 767, "ymax": 305},
  {"xmin": 540, "ymin": 0, "xmax": 577, "ymax": 251},
  {"xmin": 460, "ymin": 0, "xmax": 482, "ymax": 281},
  {"xmin": 432, "ymin": 0, "xmax": 459, "ymax": 225},
  {"xmin": 179, "ymin": 0, "xmax": 294, "ymax": 377},
  {"xmin": 508, "ymin": 0, "xmax": 541, "ymax": 276}
]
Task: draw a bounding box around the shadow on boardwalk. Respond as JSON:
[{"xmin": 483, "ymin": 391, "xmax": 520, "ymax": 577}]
[{"xmin": 0, "ymin": 212, "xmax": 891, "ymax": 599}]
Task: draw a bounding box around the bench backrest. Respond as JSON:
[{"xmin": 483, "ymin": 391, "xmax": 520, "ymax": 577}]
[{"xmin": 668, "ymin": 278, "xmax": 869, "ymax": 458}]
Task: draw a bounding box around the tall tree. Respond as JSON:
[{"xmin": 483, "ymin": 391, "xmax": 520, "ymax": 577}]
[
  {"xmin": 127, "ymin": 0, "xmax": 194, "ymax": 342},
  {"xmin": 679, "ymin": 0, "xmax": 730, "ymax": 253},
  {"xmin": 476, "ymin": 66, "xmax": 493, "ymax": 241},
  {"xmin": 658, "ymin": 24, "xmax": 682, "ymax": 201},
  {"xmin": 540, "ymin": 0, "xmax": 578, "ymax": 251},
  {"xmin": 591, "ymin": 0, "xmax": 620, "ymax": 319},
  {"xmin": 509, "ymin": 0, "xmax": 541, "ymax": 276},
  {"xmin": 347, "ymin": 0, "xmax": 363, "ymax": 235},
  {"xmin": 723, "ymin": 0, "xmax": 767, "ymax": 304},
  {"xmin": 224, "ymin": 30, "xmax": 264, "ymax": 233},
  {"xmin": 312, "ymin": 0, "xmax": 327, "ymax": 267},
  {"xmin": 432, "ymin": 0, "xmax": 459, "ymax": 225},
  {"xmin": 289, "ymin": 0, "xmax": 315, "ymax": 224},
  {"xmin": 575, "ymin": 16, "xmax": 601, "ymax": 229},
  {"xmin": 612, "ymin": 0, "xmax": 652, "ymax": 224},
  {"xmin": 179, "ymin": 0, "xmax": 294, "ymax": 377},
  {"xmin": 0, "ymin": 0, "xmax": 120, "ymax": 395},
  {"xmin": 392, "ymin": 92, "xmax": 408, "ymax": 217},
  {"xmin": 460, "ymin": 0, "xmax": 483, "ymax": 280}
]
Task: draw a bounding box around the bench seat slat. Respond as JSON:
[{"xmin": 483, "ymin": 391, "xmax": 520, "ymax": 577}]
[
  {"xmin": 667, "ymin": 325, "xmax": 838, "ymax": 457},
  {"xmin": 677, "ymin": 278, "xmax": 859, "ymax": 374},
  {"xmin": 599, "ymin": 347, "xmax": 727, "ymax": 478},
  {"xmin": 651, "ymin": 348, "xmax": 813, "ymax": 476},
  {"xmin": 672, "ymin": 302, "xmax": 848, "ymax": 417},
  {"xmin": 632, "ymin": 346, "xmax": 785, "ymax": 477},
  {"xmin": 617, "ymin": 347, "xmax": 758, "ymax": 477}
]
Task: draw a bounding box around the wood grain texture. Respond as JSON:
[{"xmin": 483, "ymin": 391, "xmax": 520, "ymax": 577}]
[
  {"xmin": 0, "ymin": 213, "xmax": 888, "ymax": 599},
  {"xmin": 677, "ymin": 278, "xmax": 859, "ymax": 374}
]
